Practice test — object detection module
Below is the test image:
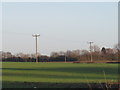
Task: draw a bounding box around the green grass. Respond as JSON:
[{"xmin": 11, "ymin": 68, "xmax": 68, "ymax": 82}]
[{"xmin": 1, "ymin": 62, "xmax": 119, "ymax": 88}]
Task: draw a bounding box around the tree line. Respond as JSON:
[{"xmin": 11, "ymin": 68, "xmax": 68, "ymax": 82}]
[{"xmin": 1, "ymin": 44, "xmax": 120, "ymax": 62}]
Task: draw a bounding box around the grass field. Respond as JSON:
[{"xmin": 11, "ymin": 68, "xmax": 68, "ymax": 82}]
[{"xmin": 2, "ymin": 62, "xmax": 119, "ymax": 88}]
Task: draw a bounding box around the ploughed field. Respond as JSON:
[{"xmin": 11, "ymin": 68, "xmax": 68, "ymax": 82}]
[{"xmin": 2, "ymin": 62, "xmax": 119, "ymax": 88}]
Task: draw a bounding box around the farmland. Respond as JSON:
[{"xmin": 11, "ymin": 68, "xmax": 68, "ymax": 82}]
[{"xmin": 2, "ymin": 62, "xmax": 119, "ymax": 88}]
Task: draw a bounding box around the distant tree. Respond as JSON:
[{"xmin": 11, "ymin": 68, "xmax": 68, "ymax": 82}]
[
  {"xmin": 114, "ymin": 43, "xmax": 120, "ymax": 52},
  {"xmin": 38, "ymin": 55, "xmax": 49, "ymax": 62},
  {"xmin": 30, "ymin": 53, "xmax": 36, "ymax": 58},
  {"xmin": 65, "ymin": 50, "xmax": 72, "ymax": 57},
  {"xmin": 80, "ymin": 50, "xmax": 89, "ymax": 55},
  {"xmin": 15, "ymin": 53, "xmax": 31, "ymax": 62},
  {"xmin": 58, "ymin": 51, "xmax": 65, "ymax": 56},
  {"xmin": 79, "ymin": 50, "xmax": 90, "ymax": 61},
  {"xmin": 65, "ymin": 50, "xmax": 80, "ymax": 59},
  {"xmin": 16, "ymin": 53, "xmax": 25, "ymax": 58},
  {"xmin": 92, "ymin": 45, "xmax": 100, "ymax": 52},
  {"xmin": 105, "ymin": 48, "xmax": 114, "ymax": 54},
  {"xmin": 2, "ymin": 52, "xmax": 13, "ymax": 58},
  {"xmin": 71, "ymin": 50, "xmax": 81, "ymax": 60},
  {"xmin": 49, "ymin": 55, "xmax": 77, "ymax": 62},
  {"xmin": 50, "ymin": 52, "xmax": 59, "ymax": 57},
  {"xmin": 101, "ymin": 47, "xmax": 106, "ymax": 54},
  {"xmin": 114, "ymin": 43, "xmax": 120, "ymax": 60}
]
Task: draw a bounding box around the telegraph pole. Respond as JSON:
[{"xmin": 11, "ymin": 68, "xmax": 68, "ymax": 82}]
[
  {"xmin": 32, "ymin": 34, "xmax": 40, "ymax": 63},
  {"xmin": 88, "ymin": 42, "xmax": 94, "ymax": 62}
]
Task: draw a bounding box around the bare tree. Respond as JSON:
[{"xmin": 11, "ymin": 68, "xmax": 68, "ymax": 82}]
[
  {"xmin": 65, "ymin": 50, "xmax": 72, "ymax": 57},
  {"xmin": 114, "ymin": 43, "xmax": 120, "ymax": 51},
  {"xmin": 114, "ymin": 43, "xmax": 120, "ymax": 60},
  {"xmin": 80, "ymin": 50, "xmax": 89, "ymax": 55},
  {"xmin": 80, "ymin": 50, "xmax": 90, "ymax": 61},
  {"xmin": 30, "ymin": 53, "xmax": 36, "ymax": 58},
  {"xmin": 92, "ymin": 45, "xmax": 100, "ymax": 52},
  {"xmin": 50, "ymin": 52, "xmax": 59, "ymax": 57},
  {"xmin": 58, "ymin": 51, "xmax": 65, "ymax": 56},
  {"xmin": 71, "ymin": 50, "xmax": 81, "ymax": 58},
  {"xmin": 16, "ymin": 53, "xmax": 24, "ymax": 58},
  {"xmin": 2, "ymin": 52, "xmax": 12, "ymax": 58}
]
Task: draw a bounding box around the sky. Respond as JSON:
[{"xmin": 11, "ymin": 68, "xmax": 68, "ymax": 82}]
[{"xmin": 1, "ymin": 2, "xmax": 118, "ymax": 56}]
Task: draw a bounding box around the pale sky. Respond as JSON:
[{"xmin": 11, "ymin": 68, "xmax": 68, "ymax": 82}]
[{"xmin": 1, "ymin": 2, "xmax": 118, "ymax": 56}]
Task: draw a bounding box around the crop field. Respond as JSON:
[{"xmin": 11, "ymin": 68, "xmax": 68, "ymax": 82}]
[{"xmin": 2, "ymin": 62, "xmax": 119, "ymax": 88}]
